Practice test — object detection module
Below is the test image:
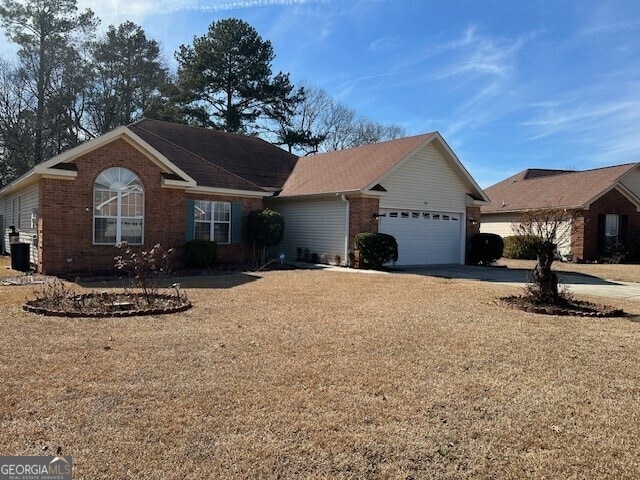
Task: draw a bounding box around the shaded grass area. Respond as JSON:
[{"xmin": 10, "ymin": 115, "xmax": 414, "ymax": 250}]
[
  {"xmin": 498, "ymin": 258, "xmax": 640, "ymax": 284},
  {"xmin": 1, "ymin": 270, "xmax": 639, "ymax": 478}
]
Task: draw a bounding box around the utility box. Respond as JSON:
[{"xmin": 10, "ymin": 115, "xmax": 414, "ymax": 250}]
[
  {"xmin": 10, "ymin": 243, "xmax": 30, "ymax": 271},
  {"xmin": 8, "ymin": 227, "xmax": 30, "ymax": 272}
]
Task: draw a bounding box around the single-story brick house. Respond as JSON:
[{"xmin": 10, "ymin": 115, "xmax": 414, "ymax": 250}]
[
  {"xmin": 0, "ymin": 118, "xmax": 488, "ymax": 274},
  {"xmin": 481, "ymin": 164, "xmax": 640, "ymax": 261}
]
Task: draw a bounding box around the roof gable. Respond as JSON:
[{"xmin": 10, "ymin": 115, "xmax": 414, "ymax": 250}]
[
  {"xmin": 482, "ymin": 163, "xmax": 640, "ymax": 213},
  {"xmin": 278, "ymin": 132, "xmax": 488, "ymax": 201}
]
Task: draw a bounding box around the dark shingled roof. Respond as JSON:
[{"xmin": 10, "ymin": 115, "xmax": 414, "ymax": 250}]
[
  {"xmin": 128, "ymin": 118, "xmax": 299, "ymax": 192},
  {"xmin": 482, "ymin": 164, "xmax": 640, "ymax": 213}
]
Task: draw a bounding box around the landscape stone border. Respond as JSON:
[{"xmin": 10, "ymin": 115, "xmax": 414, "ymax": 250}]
[
  {"xmin": 1, "ymin": 275, "xmax": 57, "ymax": 286},
  {"xmin": 499, "ymin": 296, "xmax": 624, "ymax": 318},
  {"xmin": 23, "ymin": 292, "xmax": 192, "ymax": 318}
]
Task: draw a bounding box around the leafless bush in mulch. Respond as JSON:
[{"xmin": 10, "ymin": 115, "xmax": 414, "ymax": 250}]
[
  {"xmin": 23, "ymin": 243, "xmax": 191, "ymax": 317},
  {"xmin": 23, "ymin": 279, "xmax": 190, "ymax": 317},
  {"xmin": 501, "ymin": 283, "xmax": 624, "ymax": 317}
]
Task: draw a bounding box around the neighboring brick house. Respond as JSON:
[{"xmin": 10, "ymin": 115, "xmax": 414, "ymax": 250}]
[
  {"xmin": 0, "ymin": 119, "xmax": 488, "ymax": 274},
  {"xmin": 480, "ymin": 165, "xmax": 640, "ymax": 261}
]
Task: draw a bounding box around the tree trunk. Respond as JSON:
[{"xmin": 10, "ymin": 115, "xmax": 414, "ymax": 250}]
[{"xmin": 533, "ymin": 241, "xmax": 559, "ymax": 304}]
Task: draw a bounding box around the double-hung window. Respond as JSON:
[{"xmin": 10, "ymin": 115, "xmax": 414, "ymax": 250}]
[
  {"xmin": 194, "ymin": 201, "xmax": 231, "ymax": 244},
  {"xmin": 94, "ymin": 167, "xmax": 144, "ymax": 245}
]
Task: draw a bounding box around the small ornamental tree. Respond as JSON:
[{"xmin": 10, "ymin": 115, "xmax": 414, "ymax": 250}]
[
  {"xmin": 247, "ymin": 208, "xmax": 285, "ymax": 263},
  {"xmin": 512, "ymin": 208, "xmax": 575, "ymax": 305},
  {"xmin": 355, "ymin": 232, "xmax": 398, "ymax": 269}
]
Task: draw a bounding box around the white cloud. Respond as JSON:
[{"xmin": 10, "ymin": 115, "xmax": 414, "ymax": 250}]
[
  {"xmin": 520, "ymin": 96, "xmax": 640, "ymax": 166},
  {"xmin": 369, "ymin": 35, "xmax": 400, "ymax": 52},
  {"xmin": 78, "ymin": 0, "xmax": 331, "ymax": 23}
]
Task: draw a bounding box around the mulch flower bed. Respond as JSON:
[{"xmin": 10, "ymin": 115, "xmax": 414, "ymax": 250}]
[
  {"xmin": 500, "ymin": 296, "xmax": 624, "ymax": 318},
  {"xmin": 23, "ymin": 292, "xmax": 192, "ymax": 318}
]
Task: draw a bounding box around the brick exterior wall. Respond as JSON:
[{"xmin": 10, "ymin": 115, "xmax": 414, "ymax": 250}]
[
  {"xmin": 575, "ymin": 188, "xmax": 640, "ymax": 261},
  {"xmin": 570, "ymin": 213, "xmax": 585, "ymax": 260},
  {"xmin": 38, "ymin": 139, "xmax": 263, "ymax": 275},
  {"xmin": 348, "ymin": 197, "xmax": 379, "ymax": 253}
]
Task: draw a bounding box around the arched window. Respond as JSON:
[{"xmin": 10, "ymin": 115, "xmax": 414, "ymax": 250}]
[{"xmin": 93, "ymin": 167, "xmax": 144, "ymax": 244}]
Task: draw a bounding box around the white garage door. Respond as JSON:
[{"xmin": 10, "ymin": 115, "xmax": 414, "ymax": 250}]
[{"xmin": 378, "ymin": 209, "xmax": 463, "ymax": 265}]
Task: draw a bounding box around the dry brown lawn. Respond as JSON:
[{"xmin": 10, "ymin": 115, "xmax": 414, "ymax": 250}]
[
  {"xmin": 1, "ymin": 269, "xmax": 639, "ymax": 479},
  {"xmin": 0, "ymin": 254, "xmax": 21, "ymax": 277},
  {"xmin": 498, "ymin": 258, "xmax": 640, "ymax": 284}
]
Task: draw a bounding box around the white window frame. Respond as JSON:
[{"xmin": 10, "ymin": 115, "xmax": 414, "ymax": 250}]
[
  {"xmin": 605, "ymin": 214, "xmax": 619, "ymax": 238},
  {"xmin": 604, "ymin": 213, "xmax": 619, "ymax": 249},
  {"xmin": 194, "ymin": 200, "xmax": 231, "ymax": 244},
  {"xmin": 93, "ymin": 168, "xmax": 144, "ymax": 245}
]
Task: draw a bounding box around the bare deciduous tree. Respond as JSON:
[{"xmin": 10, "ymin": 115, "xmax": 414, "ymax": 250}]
[{"xmin": 512, "ymin": 208, "xmax": 576, "ymax": 305}]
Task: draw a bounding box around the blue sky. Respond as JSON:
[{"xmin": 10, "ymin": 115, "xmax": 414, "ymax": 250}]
[{"xmin": 4, "ymin": 0, "xmax": 640, "ymax": 187}]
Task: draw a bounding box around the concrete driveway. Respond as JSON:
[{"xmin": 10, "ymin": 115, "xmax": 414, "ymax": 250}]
[{"xmin": 401, "ymin": 265, "xmax": 640, "ymax": 301}]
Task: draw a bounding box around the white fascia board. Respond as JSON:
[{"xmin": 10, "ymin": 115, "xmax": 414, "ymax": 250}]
[
  {"xmin": 121, "ymin": 129, "xmax": 196, "ymax": 186},
  {"xmin": 188, "ymin": 186, "xmax": 273, "ymax": 198},
  {"xmin": 429, "ymin": 133, "xmax": 490, "ymax": 203},
  {"xmin": 161, "ymin": 178, "xmax": 194, "ymax": 189},
  {"xmin": 358, "ymin": 189, "xmax": 387, "ymax": 198},
  {"xmin": 34, "ymin": 126, "xmax": 130, "ymax": 171},
  {"xmin": 40, "ymin": 169, "xmax": 77, "ymax": 179},
  {"xmin": 273, "ymin": 189, "xmax": 364, "ymax": 201},
  {"xmin": 0, "ymin": 170, "xmax": 38, "ymax": 199},
  {"xmin": 466, "ymin": 197, "xmax": 489, "ymax": 206},
  {"xmin": 32, "ymin": 126, "xmax": 197, "ymax": 187}
]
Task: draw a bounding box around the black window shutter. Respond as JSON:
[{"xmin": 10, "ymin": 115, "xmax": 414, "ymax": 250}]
[
  {"xmin": 596, "ymin": 214, "xmax": 606, "ymax": 254},
  {"xmin": 185, "ymin": 199, "xmax": 195, "ymax": 242},
  {"xmin": 620, "ymin": 214, "xmax": 629, "ymax": 242},
  {"xmin": 231, "ymin": 202, "xmax": 242, "ymax": 244}
]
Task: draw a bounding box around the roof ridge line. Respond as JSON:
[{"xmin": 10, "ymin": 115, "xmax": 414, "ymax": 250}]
[
  {"xmin": 132, "ymin": 124, "xmax": 266, "ymax": 191},
  {"xmin": 307, "ymin": 132, "xmax": 435, "ymax": 158}
]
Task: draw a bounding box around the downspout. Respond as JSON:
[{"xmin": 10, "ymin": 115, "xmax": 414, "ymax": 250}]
[{"xmin": 340, "ymin": 194, "xmax": 349, "ymax": 265}]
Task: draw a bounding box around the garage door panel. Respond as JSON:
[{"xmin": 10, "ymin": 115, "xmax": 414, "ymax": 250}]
[{"xmin": 378, "ymin": 209, "xmax": 462, "ymax": 265}]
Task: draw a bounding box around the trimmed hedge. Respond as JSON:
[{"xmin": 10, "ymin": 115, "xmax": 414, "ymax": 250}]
[
  {"xmin": 503, "ymin": 235, "xmax": 544, "ymax": 260},
  {"xmin": 185, "ymin": 240, "xmax": 217, "ymax": 269},
  {"xmin": 468, "ymin": 233, "xmax": 504, "ymax": 265},
  {"xmin": 355, "ymin": 232, "xmax": 398, "ymax": 269}
]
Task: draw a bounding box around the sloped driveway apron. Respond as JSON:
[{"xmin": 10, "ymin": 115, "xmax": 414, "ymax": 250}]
[{"xmin": 401, "ymin": 265, "xmax": 640, "ymax": 301}]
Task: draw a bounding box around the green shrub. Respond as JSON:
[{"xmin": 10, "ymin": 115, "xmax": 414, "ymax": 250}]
[
  {"xmin": 247, "ymin": 209, "xmax": 285, "ymax": 247},
  {"xmin": 503, "ymin": 235, "xmax": 544, "ymax": 260},
  {"xmin": 355, "ymin": 232, "xmax": 398, "ymax": 269},
  {"xmin": 468, "ymin": 233, "xmax": 504, "ymax": 265},
  {"xmin": 185, "ymin": 240, "xmax": 217, "ymax": 269},
  {"xmin": 247, "ymin": 209, "xmax": 285, "ymax": 263}
]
